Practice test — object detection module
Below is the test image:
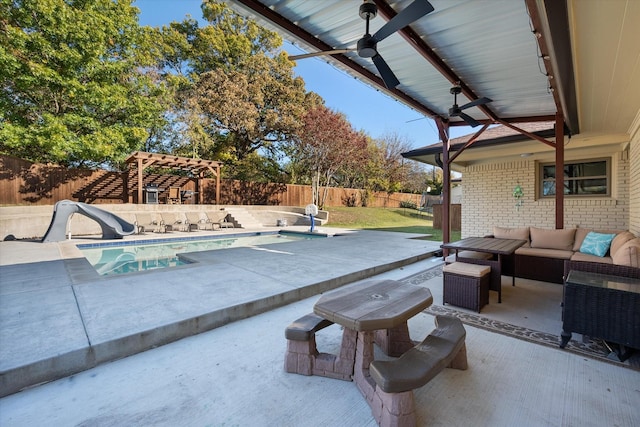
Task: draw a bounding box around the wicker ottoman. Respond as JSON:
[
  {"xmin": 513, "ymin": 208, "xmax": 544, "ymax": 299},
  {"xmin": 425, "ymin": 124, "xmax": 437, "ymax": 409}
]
[{"xmin": 443, "ymin": 262, "xmax": 491, "ymax": 313}]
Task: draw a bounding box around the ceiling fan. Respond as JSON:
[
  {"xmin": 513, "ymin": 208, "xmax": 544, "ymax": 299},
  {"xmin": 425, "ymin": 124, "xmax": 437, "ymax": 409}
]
[
  {"xmin": 448, "ymin": 85, "xmax": 492, "ymax": 127},
  {"xmin": 288, "ymin": 0, "xmax": 435, "ymax": 89}
]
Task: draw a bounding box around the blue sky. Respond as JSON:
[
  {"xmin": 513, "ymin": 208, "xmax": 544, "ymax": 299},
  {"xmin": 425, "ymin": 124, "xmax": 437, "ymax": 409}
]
[{"xmin": 134, "ymin": 0, "xmax": 469, "ymax": 150}]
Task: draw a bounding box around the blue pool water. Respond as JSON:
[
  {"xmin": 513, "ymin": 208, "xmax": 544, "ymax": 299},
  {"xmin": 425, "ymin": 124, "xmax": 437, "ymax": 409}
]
[{"xmin": 78, "ymin": 232, "xmax": 323, "ymax": 276}]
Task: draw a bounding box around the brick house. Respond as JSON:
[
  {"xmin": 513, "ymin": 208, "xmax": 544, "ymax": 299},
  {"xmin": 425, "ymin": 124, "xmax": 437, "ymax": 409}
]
[{"xmin": 402, "ymin": 120, "xmax": 638, "ymax": 238}]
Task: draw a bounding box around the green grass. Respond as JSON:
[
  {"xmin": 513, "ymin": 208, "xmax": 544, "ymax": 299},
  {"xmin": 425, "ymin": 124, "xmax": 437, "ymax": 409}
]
[{"xmin": 324, "ymin": 206, "xmax": 461, "ymax": 242}]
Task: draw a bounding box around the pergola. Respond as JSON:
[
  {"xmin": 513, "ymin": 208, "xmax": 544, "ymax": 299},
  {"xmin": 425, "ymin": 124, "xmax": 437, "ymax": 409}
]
[{"xmin": 125, "ymin": 151, "xmax": 222, "ymax": 205}]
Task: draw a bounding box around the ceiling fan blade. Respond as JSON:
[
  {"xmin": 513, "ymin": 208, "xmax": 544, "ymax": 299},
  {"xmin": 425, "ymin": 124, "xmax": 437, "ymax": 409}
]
[
  {"xmin": 459, "ymin": 96, "xmax": 493, "ymax": 111},
  {"xmin": 288, "ymin": 49, "xmax": 354, "ymax": 61},
  {"xmin": 372, "ymin": 0, "xmax": 434, "ymax": 42},
  {"xmin": 371, "ymin": 53, "xmax": 400, "ymax": 89},
  {"xmin": 458, "ymin": 112, "xmax": 481, "ymax": 128}
]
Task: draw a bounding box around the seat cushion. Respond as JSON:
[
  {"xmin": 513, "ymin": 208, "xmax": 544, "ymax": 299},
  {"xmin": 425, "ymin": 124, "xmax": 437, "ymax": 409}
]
[
  {"xmin": 515, "ymin": 246, "xmax": 573, "ymax": 260},
  {"xmin": 443, "ymin": 262, "xmax": 490, "ymax": 278},
  {"xmin": 570, "ymin": 251, "xmax": 613, "ymax": 264}
]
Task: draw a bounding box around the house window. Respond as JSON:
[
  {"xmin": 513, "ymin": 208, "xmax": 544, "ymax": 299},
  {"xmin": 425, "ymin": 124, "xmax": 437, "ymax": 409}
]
[{"xmin": 540, "ymin": 159, "xmax": 609, "ymax": 197}]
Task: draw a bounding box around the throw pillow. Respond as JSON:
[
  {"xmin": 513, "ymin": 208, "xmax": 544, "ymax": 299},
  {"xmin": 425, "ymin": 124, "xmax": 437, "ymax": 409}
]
[
  {"xmin": 579, "ymin": 231, "xmax": 617, "ymax": 257},
  {"xmin": 573, "ymin": 228, "xmax": 623, "ymax": 251}
]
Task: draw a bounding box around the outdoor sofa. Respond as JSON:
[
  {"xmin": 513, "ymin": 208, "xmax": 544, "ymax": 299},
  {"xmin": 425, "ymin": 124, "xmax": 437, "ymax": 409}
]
[{"xmin": 489, "ymin": 227, "xmax": 640, "ymax": 284}]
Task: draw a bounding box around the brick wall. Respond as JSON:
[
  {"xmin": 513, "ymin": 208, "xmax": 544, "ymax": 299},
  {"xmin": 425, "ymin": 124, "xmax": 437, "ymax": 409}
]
[
  {"xmin": 461, "ymin": 152, "xmax": 631, "ymax": 238},
  {"xmin": 630, "ymin": 114, "xmax": 640, "ymax": 235}
]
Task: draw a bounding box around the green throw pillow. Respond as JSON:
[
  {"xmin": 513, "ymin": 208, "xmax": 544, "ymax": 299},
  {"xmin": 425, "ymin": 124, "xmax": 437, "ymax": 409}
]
[{"xmin": 579, "ymin": 231, "xmax": 616, "ymax": 257}]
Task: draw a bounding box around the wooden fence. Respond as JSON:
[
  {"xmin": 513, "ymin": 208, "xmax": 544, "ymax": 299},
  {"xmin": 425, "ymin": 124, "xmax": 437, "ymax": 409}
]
[
  {"xmin": 433, "ymin": 204, "xmax": 462, "ymax": 231},
  {"xmin": 0, "ymin": 155, "xmax": 423, "ymax": 208}
]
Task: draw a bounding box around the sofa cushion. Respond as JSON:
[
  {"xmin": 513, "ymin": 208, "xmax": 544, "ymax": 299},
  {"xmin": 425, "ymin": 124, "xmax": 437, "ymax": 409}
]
[
  {"xmin": 579, "ymin": 231, "xmax": 616, "ymax": 257},
  {"xmin": 612, "ymin": 237, "xmax": 640, "ymax": 268},
  {"xmin": 573, "ymin": 228, "xmax": 624, "ymax": 251},
  {"xmin": 610, "ymin": 231, "xmax": 636, "ymax": 256},
  {"xmin": 529, "ymin": 227, "xmax": 576, "ymax": 251},
  {"xmin": 515, "ymin": 246, "xmax": 573, "ymax": 260},
  {"xmin": 443, "ymin": 262, "xmax": 491, "ymax": 278},
  {"xmin": 493, "ymin": 227, "xmax": 530, "ymax": 247},
  {"xmin": 570, "ymin": 251, "xmax": 613, "ymax": 264}
]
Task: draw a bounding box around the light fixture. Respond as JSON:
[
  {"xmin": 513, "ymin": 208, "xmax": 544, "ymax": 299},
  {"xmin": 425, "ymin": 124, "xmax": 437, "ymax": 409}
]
[{"xmin": 520, "ymin": 153, "xmax": 533, "ymax": 158}]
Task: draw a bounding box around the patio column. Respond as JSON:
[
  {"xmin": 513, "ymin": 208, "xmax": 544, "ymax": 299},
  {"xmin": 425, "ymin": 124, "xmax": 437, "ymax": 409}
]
[
  {"xmin": 436, "ymin": 118, "xmax": 451, "ymax": 252},
  {"xmin": 555, "ymin": 112, "xmax": 564, "ymax": 229}
]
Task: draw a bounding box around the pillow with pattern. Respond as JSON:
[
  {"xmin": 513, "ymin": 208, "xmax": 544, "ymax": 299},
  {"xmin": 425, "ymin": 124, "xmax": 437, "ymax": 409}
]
[{"xmin": 579, "ymin": 231, "xmax": 616, "ymax": 257}]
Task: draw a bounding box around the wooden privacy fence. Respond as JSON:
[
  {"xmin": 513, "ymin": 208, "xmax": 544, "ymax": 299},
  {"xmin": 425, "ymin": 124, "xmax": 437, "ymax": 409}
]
[
  {"xmin": 433, "ymin": 204, "xmax": 462, "ymax": 231},
  {"xmin": 1, "ymin": 155, "xmax": 424, "ymax": 208}
]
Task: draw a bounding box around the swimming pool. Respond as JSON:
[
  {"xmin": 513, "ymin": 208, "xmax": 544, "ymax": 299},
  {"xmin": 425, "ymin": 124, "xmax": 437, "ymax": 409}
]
[{"xmin": 78, "ymin": 232, "xmax": 324, "ymax": 276}]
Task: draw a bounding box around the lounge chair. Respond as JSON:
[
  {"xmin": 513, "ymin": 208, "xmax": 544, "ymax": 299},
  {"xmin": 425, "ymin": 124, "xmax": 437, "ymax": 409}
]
[
  {"xmin": 158, "ymin": 212, "xmax": 188, "ymax": 232},
  {"xmin": 169, "ymin": 212, "xmax": 191, "ymax": 231},
  {"xmin": 135, "ymin": 213, "xmax": 166, "ymax": 233},
  {"xmin": 184, "ymin": 212, "xmax": 209, "ymax": 231},
  {"xmin": 204, "ymin": 211, "xmax": 232, "ymax": 230}
]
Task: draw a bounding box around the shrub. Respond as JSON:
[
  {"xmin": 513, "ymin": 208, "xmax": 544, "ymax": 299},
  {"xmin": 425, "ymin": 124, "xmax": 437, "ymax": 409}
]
[
  {"xmin": 400, "ymin": 200, "xmax": 417, "ymax": 209},
  {"xmin": 342, "ymin": 192, "xmax": 358, "ymax": 207}
]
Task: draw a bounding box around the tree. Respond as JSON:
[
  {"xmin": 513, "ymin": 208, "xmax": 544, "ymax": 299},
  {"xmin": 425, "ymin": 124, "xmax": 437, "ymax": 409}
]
[
  {"xmin": 364, "ymin": 132, "xmax": 414, "ymax": 195},
  {"xmin": 0, "ymin": 0, "xmax": 166, "ymax": 167},
  {"xmin": 193, "ymin": 52, "xmax": 308, "ymax": 162},
  {"xmin": 149, "ymin": 0, "xmax": 311, "ymax": 181},
  {"xmin": 296, "ymin": 105, "xmax": 368, "ymax": 207}
]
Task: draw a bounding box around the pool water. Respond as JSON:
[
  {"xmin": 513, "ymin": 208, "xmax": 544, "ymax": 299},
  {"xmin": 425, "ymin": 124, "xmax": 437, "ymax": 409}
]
[{"xmin": 78, "ymin": 232, "xmax": 322, "ymax": 276}]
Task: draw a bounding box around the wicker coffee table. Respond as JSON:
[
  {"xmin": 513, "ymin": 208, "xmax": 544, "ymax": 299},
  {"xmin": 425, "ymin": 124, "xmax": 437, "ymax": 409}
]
[{"xmin": 560, "ymin": 270, "xmax": 640, "ymax": 354}]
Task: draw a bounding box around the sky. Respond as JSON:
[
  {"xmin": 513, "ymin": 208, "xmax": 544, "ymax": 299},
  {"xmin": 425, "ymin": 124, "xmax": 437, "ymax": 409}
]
[{"xmin": 134, "ymin": 0, "xmax": 470, "ymax": 151}]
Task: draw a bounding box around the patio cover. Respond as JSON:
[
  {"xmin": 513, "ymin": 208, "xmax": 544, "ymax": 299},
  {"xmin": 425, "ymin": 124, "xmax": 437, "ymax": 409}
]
[
  {"xmin": 125, "ymin": 151, "xmax": 222, "ymax": 204},
  {"xmin": 229, "ymin": 0, "xmax": 640, "ymax": 242}
]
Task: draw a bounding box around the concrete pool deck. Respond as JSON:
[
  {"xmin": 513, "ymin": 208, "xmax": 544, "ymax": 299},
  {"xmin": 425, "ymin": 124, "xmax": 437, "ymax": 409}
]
[
  {"xmin": 0, "ymin": 226, "xmax": 441, "ymax": 397},
  {"xmin": 2, "ymin": 227, "xmax": 639, "ymax": 426}
]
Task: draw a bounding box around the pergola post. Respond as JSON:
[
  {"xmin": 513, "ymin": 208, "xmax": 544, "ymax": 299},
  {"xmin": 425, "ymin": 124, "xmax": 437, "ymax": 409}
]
[
  {"xmin": 216, "ymin": 165, "xmax": 221, "ymax": 205},
  {"xmin": 137, "ymin": 157, "xmax": 143, "ymax": 204}
]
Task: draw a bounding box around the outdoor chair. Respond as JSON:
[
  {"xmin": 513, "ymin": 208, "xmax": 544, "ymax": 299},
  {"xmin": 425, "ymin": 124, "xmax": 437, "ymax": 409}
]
[
  {"xmin": 173, "ymin": 212, "xmax": 191, "ymax": 231},
  {"xmin": 167, "ymin": 186, "xmax": 181, "ymax": 204},
  {"xmin": 158, "ymin": 212, "xmax": 187, "ymax": 232},
  {"xmin": 184, "ymin": 212, "xmax": 206, "ymax": 231},
  {"xmin": 135, "ymin": 213, "xmax": 166, "ymax": 233},
  {"xmin": 204, "ymin": 211, "xmax": 231, "ymax": 230}
]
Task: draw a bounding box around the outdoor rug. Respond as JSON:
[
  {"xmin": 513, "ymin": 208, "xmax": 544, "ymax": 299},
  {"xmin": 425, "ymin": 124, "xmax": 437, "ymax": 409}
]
[{"xmin": 402, "ymin": 265, "xmax": 640, "ymax": 371}]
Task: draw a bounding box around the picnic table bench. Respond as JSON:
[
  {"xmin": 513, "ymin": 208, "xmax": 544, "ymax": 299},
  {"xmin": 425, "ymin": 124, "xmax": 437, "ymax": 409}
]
[{"xmin": 369, "ymin": 315, "xmax": 467, "ymax": 426}]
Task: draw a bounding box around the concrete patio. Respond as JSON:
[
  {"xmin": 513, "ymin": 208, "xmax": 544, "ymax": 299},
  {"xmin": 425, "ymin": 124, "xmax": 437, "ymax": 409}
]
[{"xmin": 1, "ymin": 227, "xmax": 639, "ymax": 426}]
